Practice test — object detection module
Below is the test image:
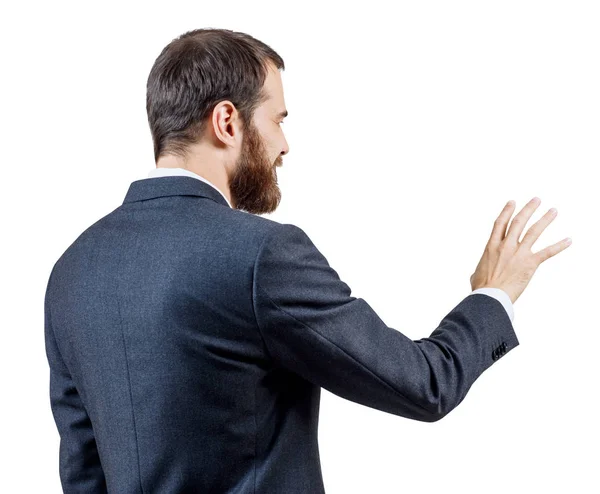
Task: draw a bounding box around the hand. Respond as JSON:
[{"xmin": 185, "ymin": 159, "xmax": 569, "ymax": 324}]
[{"xmin": 470, "ymin": 197, "xmax": 572, "ymax": 304}]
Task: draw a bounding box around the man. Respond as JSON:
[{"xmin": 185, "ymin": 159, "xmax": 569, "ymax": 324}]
[{"xmin": 44, "ymin": 28, "xmax": 571, "ymax": 493}]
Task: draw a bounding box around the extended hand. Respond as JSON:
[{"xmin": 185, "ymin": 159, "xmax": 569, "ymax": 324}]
[{"xmin": 470, "ymin": 197, "xmax": 572, "ymax": 304}]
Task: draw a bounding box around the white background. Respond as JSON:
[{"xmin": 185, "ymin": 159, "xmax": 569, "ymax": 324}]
[{"xmin": 1, "ymin": 1, "xmax": 598, "ymax": 492}]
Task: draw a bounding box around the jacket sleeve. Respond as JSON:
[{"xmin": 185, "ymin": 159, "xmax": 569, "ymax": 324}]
[
  {"xmin": 44, "ymin": 266, "xmax": 108, "ymax": 493},
  {"xmin": 252, "ymin": 223, "xmax": 520, "ymax": 422}
]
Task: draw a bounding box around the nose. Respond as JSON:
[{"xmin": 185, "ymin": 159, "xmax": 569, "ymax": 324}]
[{"xmin": 281, "ymin": 138, "xmax": 289, "ymax": 156}]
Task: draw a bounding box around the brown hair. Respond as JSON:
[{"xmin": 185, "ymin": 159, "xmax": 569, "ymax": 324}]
[{"xmin": 146, "ymin": 28, "xmax": 285, "ymax": 163}]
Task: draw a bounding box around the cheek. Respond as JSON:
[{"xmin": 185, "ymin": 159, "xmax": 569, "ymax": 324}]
[{"xmin": 261, "ymin": 131, "xmax": 277, "ymax": 155}]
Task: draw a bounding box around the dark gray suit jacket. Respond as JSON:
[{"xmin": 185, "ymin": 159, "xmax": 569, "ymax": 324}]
[{"xmin": 44, "ymin": 176, "xmax": 519, "ymax": 493}]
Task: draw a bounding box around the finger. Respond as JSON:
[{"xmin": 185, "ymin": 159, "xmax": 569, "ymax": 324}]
[
  {"xmin": 520, "ymin": 207, "xmax": 558, "ymax": 249},
  {"xmin": 506, "ymin": 196, "xmax": 541, "ymax": 243},
  {"xmin": 533, "ymin": 237, "xmax": 572, "ymax": 264},
  {"xmin": 490, "ymin": 200, "xmax": 516, "ymax": 246}
]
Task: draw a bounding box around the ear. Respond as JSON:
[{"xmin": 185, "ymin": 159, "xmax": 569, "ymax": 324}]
[{"xmin": 211, "ymin": 100, "xmax": 241, "ymax": 147}]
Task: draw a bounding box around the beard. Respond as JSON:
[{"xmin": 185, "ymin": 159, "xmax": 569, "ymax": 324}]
[{"xmin": 227, "ymin": 119, "xmax": 282, "ymax": 215}]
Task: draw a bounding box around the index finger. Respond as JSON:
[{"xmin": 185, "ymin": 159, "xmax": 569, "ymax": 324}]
[{"xmin": 489, "ymin": 200, "xmax": 516, "ymax": 246}]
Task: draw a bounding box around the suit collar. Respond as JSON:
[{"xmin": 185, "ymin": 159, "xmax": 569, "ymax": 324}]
[{"xmin": 122, "ymin": 176, "xmax": 232, "ymax": 208}]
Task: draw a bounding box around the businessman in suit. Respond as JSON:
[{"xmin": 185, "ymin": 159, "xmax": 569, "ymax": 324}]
[{"xmin": 44, "ymin": 28, "xmax": 572, "ymax": 493}]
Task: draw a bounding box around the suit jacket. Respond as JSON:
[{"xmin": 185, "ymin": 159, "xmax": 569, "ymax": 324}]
[{"xmin": 44, "ymin": 175, "xmax": 519, "ymax": 493}]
